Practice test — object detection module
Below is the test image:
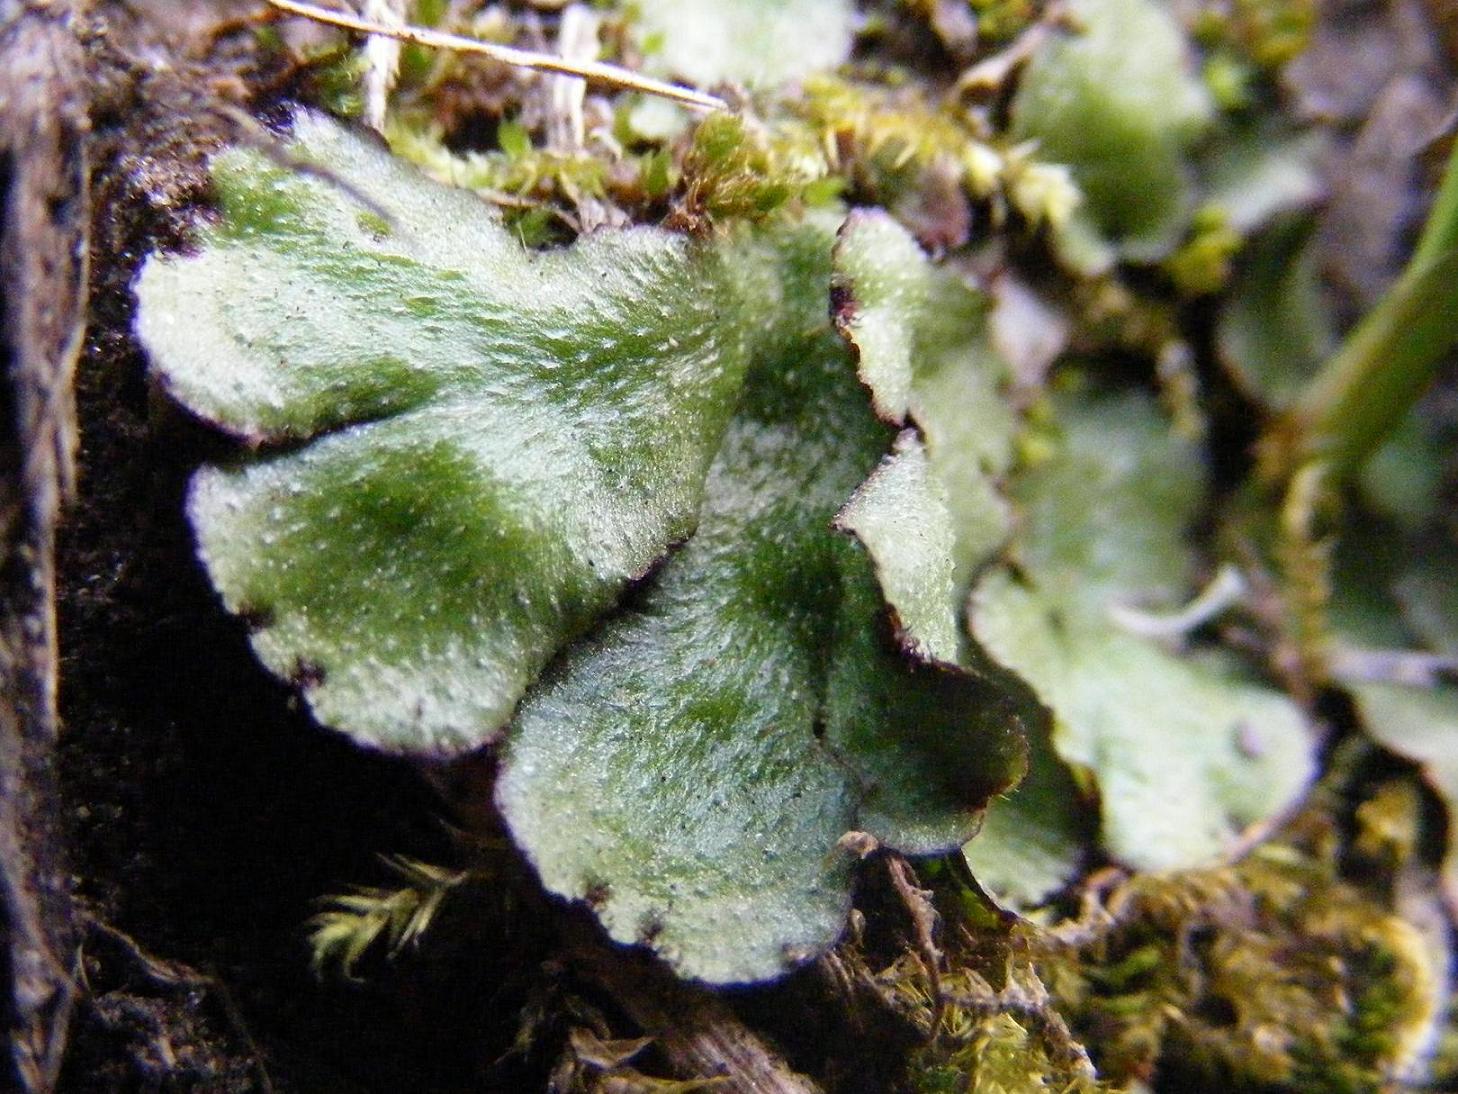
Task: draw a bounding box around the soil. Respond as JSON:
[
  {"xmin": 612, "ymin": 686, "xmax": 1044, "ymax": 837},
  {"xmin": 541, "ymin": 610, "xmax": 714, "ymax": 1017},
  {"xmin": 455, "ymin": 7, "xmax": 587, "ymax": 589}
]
[{"xmin": 39, "ymin": 9, "xmax": 550, "ymax": 1090}]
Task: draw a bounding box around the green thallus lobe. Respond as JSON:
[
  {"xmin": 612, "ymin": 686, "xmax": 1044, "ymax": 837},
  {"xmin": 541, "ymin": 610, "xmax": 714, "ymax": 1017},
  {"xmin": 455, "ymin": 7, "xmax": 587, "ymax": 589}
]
[{"xmin": 135, "ymin": 113, "xmax": 1026, "ymax": 982}]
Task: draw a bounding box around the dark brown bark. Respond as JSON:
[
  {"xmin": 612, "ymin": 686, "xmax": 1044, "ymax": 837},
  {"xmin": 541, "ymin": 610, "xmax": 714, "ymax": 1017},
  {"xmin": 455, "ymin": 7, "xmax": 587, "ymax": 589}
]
[{"xmin": 0, "ymin": 2, "xmax": 89, "ymax": 1089}]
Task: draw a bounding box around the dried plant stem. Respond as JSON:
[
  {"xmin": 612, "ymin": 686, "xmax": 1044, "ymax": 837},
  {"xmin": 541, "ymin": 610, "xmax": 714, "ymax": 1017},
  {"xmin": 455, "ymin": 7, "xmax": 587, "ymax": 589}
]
[
  {"xmin": 1276, "ymin": 460, "xmax": 1334, "ymax": 687},
  {"xmin": 265, "ymin": 0, "xmax": 728, "ymax": 112},
  {"xmin": 566, "ymin": 921, "xmax": 821, "ymax": 1094}
]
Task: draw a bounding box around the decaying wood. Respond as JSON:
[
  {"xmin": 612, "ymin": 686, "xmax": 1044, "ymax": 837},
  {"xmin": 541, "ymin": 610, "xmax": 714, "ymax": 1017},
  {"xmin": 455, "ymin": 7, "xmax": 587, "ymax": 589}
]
[
  {"xmin": 570, "ymin": 929, "xmax": 823, "ymax": 1094},
  {"xmin": 885, "ymin": 856, "xmax": 943, "ymax": 1026},
  {"xmin": 0, "ymin": 2, "xmax": 90, "ymax": 1090}
]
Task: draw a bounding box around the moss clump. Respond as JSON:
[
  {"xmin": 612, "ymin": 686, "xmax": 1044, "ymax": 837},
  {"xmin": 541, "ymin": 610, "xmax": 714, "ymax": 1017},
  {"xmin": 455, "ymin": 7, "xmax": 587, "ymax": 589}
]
[
  {"xmin": 1165, "ymin": 204, "xmax": 1244, "ymax": 296},
  {"xmin": 671, "ymin": 112, "xmax": 833, "ymax": 228},
  {"xmin": 795, "ymin": 74, "xmax": 1083, "ymax": 235},
  {"xmin": 798, "ymin": 76, "xmax": 1000, "ymax": 200},
  {"xmin": 966, "ymin": 0, "xmax": 1041, "ymax": 43},
  {"xmin": 902, "ymin": 0, "xmax": 1040, "ymax": 45},
  {"xmin": 1190, "ymin": 0, "xmax": 1317, "ymax": 73},
  {"xmin": 865, "ymin": 807, "xmax": 1441, "ymax": 1093},
  {"xmin": 1189, "ymin": 0, "xmax": 1316, "ymax": 115},
  {"xmin": 867, "ymin": 951, "xmax": 1105, "ymax": 1093},
  {"xmin": 913, "ymin": 1010, "xmax": 1097, "ymax": 1094},
  {"xmin": 1037, "ymin": 848, "xmax": 1441, "ymax": 1090}
]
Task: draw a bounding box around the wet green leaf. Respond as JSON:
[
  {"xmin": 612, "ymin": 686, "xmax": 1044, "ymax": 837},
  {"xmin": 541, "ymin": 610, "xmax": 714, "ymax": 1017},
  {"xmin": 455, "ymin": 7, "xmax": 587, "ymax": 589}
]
[
  {"xmin": 1395, "ymin": 548, "xmax": 1458, "ymax": 657},
  {"xmin": 1200, "ymin": 127, "xmax": 1324, "ymax": 236},
  {"xmin": 497, "ymin": 220, "xmax": 1026, "ymax": 983},
  {"xmin": 1332, "ymin": 524, "xmax": 1458, "ymax": 902},
  {"xmin": 1216, "ymin": 214, "xmax": 1335, "ymax": 409},
  {"xmin": 1011, "ymin": 0, "xmax": 1214, "ymax": 262},
  {"xmin": 834, "ymin": 433, "xmax": 963, "ymax": 665},
  {"xmin": 140, "ymin": 118, "xmax": 1028, "ymax": 982},
  {"xmin": 830, "ymin": 210, "xmax": 1017, "ymax": 615},
  {"xmin": 967, "ymin": 391, "xmax": 1316, "ymax": 871},
  {"xmin": 633, "ymin": 0, "xmax": 855, "ymax": 89},
  {"xmin": 960, "ymin": 727, "xmax": 1090, "ymax": 908},
  {"xmin": 1354, "ymin": 684, "xmax": 1458, "ymax": 902},
  {"xmin": 137, "ymin": 113, "xmax": 765, "ymax": 752},
  {"xmin": 1361, "ymin": 414, "xmax": 1454, "ymax": 535},
  {"xmin": 828, "ymin": 211, "xmax": 1088, "ymax": 904}
]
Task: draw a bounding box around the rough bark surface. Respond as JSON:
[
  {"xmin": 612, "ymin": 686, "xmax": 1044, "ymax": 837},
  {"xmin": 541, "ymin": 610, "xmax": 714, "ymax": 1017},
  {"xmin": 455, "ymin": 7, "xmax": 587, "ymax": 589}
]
[{"xmin": 0, "ymin": 2, "xmax": 89, "ymax": 1090}]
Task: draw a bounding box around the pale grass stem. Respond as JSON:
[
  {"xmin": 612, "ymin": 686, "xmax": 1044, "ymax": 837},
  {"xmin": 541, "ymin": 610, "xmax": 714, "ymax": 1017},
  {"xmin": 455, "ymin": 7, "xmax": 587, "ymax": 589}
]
[{"xmin": 266, "ymin": 0, "xmax": 729, "ymax": 113}]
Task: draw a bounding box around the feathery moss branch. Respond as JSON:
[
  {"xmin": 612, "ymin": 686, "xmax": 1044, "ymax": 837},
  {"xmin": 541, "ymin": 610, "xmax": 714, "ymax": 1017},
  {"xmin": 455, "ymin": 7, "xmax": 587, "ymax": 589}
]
[{"xmin": 308, "ymin": 856, "xmax": 471, "ymax": 980}]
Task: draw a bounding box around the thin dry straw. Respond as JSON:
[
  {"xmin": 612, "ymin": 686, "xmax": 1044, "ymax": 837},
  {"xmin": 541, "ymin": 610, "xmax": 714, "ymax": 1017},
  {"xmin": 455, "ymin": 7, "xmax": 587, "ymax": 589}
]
[{"xmin": 266, "ymin": 0, "xmax": 728, "ymax": 112}]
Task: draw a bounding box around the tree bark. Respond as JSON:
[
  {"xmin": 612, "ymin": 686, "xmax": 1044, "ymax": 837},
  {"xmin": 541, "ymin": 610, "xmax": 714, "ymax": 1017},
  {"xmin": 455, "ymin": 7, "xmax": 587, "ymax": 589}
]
[{"xmin": 0, "ymin": 2, "xmax": 89, "ymax": 1090}]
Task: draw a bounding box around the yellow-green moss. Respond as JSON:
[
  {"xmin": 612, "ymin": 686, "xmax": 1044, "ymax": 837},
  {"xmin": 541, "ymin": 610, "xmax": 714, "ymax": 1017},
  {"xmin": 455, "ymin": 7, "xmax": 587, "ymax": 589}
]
[
  {"xmin": 903, "ymin": 0, "xmax": 1040, "ymax": 45},
  {"xmin": 1038, "ymin": 850, "xmax": 1441, "ymax": 1090},
  {"xmin": 1165, "ymin": 204, "xmax": 1244, "ymax": 296},
  {"xmin": 868, "ymin": 951, "xmax": 1105, "ymax": 1093},
  {"xmin": 1191, "ymin": 0, "xmax": 1317, "ymax": 71},
  {"xmin": 673, "ymin": 112, "xmax": 831, "ymax": 227}
]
